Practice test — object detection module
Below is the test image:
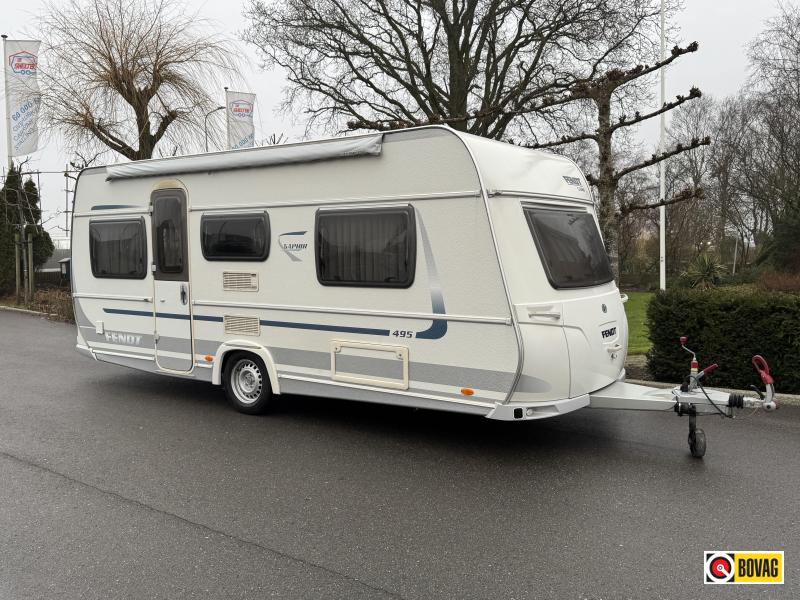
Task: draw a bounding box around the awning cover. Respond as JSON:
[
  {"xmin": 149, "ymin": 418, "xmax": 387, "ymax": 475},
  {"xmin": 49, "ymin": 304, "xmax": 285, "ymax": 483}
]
[{"xmin": 105, "ymin": 134, "xmax": 383, "ymax": 181}]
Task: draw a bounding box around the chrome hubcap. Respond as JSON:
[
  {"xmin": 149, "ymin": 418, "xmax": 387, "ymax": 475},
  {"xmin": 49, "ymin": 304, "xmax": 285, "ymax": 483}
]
[{"xmin": 231, "ymin": 359, "xmax": 263, "ymax": 405}]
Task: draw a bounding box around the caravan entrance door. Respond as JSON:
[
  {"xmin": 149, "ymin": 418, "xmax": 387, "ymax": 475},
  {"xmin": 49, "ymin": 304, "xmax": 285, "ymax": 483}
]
[{"xmin": 152, "ymin": 189, "xmax": 194, "ymax": 372}]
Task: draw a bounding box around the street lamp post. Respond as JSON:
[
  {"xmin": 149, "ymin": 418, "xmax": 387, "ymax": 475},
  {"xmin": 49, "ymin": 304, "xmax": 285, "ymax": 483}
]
[
  {"xmin": 659, "ymin": 0, "xmax": 667, "ymax": 290},
  {"xmin": 204, "ymin": 105, "xmax": 225, "ymax": 152}
]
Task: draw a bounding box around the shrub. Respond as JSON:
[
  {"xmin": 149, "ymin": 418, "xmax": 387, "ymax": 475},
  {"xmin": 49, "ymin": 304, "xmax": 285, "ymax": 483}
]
[
  {"xmin": 757, "ymin": 270, "xmax": 800, "ymax": 294},
  {"xmin": 646, "ymin": 286, "xmax": 800, "ymax": 393},
  {"xmin": 680, "ymin": 253, "xmax": 727, "ymax": 289},
  {"xmin": 724, "ymin": 266, "xmax": 760, "ymax": 286},
  {"xmin": 1, "ymin": 289, "xmax": 75, "ymax": 323}
]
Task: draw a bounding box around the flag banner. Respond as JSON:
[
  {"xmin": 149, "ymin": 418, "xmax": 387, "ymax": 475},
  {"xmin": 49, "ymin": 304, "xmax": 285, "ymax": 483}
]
[
  {"xmin": 226, "ymin": 90, "xmax": 256, "ymax": 150},
  {"xmin": 3, "ymin": 39, "xmax": 41, "ymax": 157}
]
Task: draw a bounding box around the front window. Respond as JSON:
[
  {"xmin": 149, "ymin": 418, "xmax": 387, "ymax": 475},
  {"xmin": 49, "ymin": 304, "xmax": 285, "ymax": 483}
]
[{"xmin": 524, "ymin": 206, "xmax": 614, "ymax": 289}]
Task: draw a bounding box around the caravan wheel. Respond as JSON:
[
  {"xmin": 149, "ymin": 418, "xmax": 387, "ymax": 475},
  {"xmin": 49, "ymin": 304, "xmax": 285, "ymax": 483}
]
[{"xmin": 223, "ymin": 352, "xmax": 273, "ymax": 415}]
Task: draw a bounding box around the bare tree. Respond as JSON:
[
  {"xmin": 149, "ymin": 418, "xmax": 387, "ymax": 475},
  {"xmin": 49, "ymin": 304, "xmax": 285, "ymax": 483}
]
[
  {"xmin": 39, "ymin": 0, "xmax": 239, "ymax": 161},
  {"xmin": 527, "ymin": 43, "xmax": 710, "ymax": 274},
  {"xmin": 736, "ymin": 4, "xmax": 800, "ymax": 269},
  {"xmin": 245, "ymin": 0, "xmax": 670, "ymax": 138}
]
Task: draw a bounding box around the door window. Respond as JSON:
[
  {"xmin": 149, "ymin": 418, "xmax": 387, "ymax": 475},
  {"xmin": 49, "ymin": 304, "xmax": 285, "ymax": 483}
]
[{"xmin": 153, "ymin": 193, "xmax": 187, "ymax": 280}]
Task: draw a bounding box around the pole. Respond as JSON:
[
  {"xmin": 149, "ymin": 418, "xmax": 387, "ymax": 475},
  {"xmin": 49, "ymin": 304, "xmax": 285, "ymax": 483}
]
[
  {"xmin": 203, "ymin": 106, "xmax": 225, "ymax": 152},
  {"xmin": 64, "ymin": 164, "xmax": 70, "ymax": 236},
  {"xmin": 2, "ymin": 34, "xmax": 12, "ymax": 171},
  {"xmin": 223, "ymin": 86, "xmax": 229, "ymax": 150},
  {"xmin": 14, "ymin": 231, "xmax": 20, "ymax": 303},
  {"xmin": 658, "ymin": 1, "xmax": 667, "ymax": 291},
  {"xmin": 732, "ymin": 236, "xmax": 739, "ymax": 276},
  {"xmin": 17, "ymin": 196, "xmax": 29, "ymax": 302},
  {"xmin": 27, "ymin": 234, "xmax": 34, "ymax": 299},
  {"xmin": 4, "ymin": 34, "xmax": 35, "ymax": 301}
]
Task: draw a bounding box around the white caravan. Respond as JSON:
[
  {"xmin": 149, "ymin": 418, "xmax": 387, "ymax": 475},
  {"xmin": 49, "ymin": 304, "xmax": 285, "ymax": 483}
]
[{"xmin": 71, "ymin": 126, "xmax": 777, "ymax": 457}]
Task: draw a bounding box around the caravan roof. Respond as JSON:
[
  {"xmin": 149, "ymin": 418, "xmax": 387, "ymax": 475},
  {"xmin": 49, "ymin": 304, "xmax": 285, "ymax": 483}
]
[{"xmin": 96, "ymin": 126, "xmax": 592, "ymax": 205}]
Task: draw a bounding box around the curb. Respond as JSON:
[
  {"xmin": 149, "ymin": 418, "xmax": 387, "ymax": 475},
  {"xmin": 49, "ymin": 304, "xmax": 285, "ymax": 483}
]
[
  {"xmin": 0, "ymin": 305, "xmax": 58, "ymax": 319},
  {"xmin": 627, "ymin": 378, "xmax": 800, "ymax": 407}
]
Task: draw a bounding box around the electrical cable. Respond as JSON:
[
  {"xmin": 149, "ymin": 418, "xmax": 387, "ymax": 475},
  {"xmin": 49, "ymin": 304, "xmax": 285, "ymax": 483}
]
[{"xmin": 697, "ymin": 379, "xmax": 734, "ymax": 419}]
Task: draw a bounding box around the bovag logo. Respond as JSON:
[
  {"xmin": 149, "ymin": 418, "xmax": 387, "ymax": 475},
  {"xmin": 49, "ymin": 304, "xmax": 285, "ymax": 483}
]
[{"xmin": 704, "ymin": 551, "xmax": 783, "ymax": 584}]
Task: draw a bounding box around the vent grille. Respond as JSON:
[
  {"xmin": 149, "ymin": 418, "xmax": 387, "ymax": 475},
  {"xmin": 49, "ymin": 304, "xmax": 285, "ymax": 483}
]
[
  {"xmin": 223, "ymin": 315, "xmax": 261, "ymax": 336},
  {"xmin": 223, "ymin": 271, "xmax": 258, "ymax": 292}
]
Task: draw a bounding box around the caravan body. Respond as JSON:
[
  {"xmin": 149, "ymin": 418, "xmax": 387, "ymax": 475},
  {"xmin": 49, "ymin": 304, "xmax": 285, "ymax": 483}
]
[{"xmin": 71, "ymin": 126, "xmax": 627, "ymax": 420}]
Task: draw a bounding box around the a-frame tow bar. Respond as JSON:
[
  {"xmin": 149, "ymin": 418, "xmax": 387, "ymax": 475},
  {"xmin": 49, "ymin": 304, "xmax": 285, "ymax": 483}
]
[{"xmin": 589, "ymin": 337, "xmax": 777, "ymax": 458}]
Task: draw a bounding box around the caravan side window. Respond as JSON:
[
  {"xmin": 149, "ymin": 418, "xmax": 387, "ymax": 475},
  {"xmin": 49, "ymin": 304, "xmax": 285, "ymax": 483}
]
[
  {"xmin": 89, "ymin": 219, "xmax": 147, "ymax": 279},
  {"xmin": 315, "ymin": 206, "xmax": 416, "ymax": 288},
  {"xmin": 201, "ymin": 213, "xmax": 270, "ymax": 261}
]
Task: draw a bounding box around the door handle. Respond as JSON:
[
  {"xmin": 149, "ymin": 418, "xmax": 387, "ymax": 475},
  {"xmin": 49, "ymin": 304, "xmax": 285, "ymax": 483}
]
[
  {"xmin": 180, "ymin": 284, "xmax": 188, "ymax": 305},
  {"xmin": 528, "ymin": 310, "xmax": 561, "ymax": 320}
]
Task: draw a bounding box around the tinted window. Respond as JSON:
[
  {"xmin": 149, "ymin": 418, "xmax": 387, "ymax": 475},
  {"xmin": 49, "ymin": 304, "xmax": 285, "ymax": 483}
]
[
  {"xmin": 316, "ymin": 207, "xmax": 416, "ymax": 287},
  {"xmin": 89, "ymin": 219, "xmax": 147, "ymax": 279},
  {"xmin": 201, "ymin": 213, "xmax": 270, "ymax": 261},
  {"xmin": 155, "ymin": 197, "xmax": 184, "ymax": 274},
  {"xmin": 524, "ymin": 207, "xmax": 614, "ymax": 289}
]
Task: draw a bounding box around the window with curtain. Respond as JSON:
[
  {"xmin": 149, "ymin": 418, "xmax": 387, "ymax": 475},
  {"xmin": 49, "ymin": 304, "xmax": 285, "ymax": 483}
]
[
  {"xmin": 201, "ymin": 213, "xmax": 270, "ymax": 261},
  {"xmin": 89, "ymin": 219, "xmax": 147, "ymax": 279},
  {"xmin": 316, "ymin": 206, "xmax": 416, "ymax": 287}
]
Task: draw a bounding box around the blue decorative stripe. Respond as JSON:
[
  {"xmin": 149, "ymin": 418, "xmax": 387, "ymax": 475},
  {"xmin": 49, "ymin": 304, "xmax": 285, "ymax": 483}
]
[
  {"xmin": 416, "ymin": 216, "xmax": 448, "ymax": 340},
  {"xmin": 103, "ymin": 308, "xmax": 388, "ymax": 336},
  {"xmin": 415, "ymin": 319, "xmax": 447, "ymax": 339},
  {"xmin": 104, "ymin": 308, "xmax": 198, "ymax": 321},
  {"xmin": 91, "ymin": 204, "xmax": 138, "ymax": 210},
  {"xmin": 260, "ymin": 319, "xmax": 388, "ymax": 336}
]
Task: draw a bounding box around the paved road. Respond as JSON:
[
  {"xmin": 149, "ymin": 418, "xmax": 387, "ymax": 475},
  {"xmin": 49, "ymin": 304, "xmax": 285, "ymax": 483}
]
[{"xmin": 0, "ymin": 311, "xmax": 798, "ymax": 599}]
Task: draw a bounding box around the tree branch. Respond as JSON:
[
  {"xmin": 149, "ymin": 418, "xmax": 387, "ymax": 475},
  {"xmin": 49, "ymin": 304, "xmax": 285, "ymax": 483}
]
[
  {"xmin": 613, "ymin": 137, "xmax": 712, "ymax": 182},
  {"xmin": 524, "ymin": 130, "xmax": 598, "ymax": 149},
  {"xmin": 619, "ymin": 185, "xmax": 705, "ymax": 216},
  {"xmin": 610, "ymin": 87, "xmax": 702, "ymax": 133}
]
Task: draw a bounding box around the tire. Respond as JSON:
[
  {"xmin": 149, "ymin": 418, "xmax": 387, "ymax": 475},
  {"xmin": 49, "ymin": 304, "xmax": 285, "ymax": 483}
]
[
  {"xmin": 222, "ymin": 352, "xmax": 273, "ymax": 415},
  {"xmin": 689, "ymin": 428, "xmax": 707, "ymax": 459}
]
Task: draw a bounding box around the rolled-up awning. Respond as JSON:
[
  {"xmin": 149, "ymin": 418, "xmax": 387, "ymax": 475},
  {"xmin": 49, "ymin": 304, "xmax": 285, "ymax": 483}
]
[{"xmin": 105, "ymin": 134, "xmax": 383, "ymax": 181}]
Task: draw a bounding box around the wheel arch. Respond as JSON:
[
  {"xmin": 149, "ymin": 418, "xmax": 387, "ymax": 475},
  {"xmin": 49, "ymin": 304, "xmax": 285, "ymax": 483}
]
[{"xmin": 211, "ymin": 341, "xmax": 281, "ymax": 394}]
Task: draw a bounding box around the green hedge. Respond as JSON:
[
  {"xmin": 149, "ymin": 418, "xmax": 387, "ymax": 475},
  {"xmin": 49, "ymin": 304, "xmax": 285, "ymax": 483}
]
[{"xmin": 646, "ymin": 287, "xmax": 800, "ymax": 394}]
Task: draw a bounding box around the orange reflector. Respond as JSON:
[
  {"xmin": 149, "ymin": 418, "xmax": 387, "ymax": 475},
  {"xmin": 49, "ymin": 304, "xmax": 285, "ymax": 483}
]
[
  {"xmin": 204, "ymin": 355, "xmax": 214, "ymax": 362},
  {"xmin": 460, "ymin": 388, "xmax": 474, "ymax": 396}
]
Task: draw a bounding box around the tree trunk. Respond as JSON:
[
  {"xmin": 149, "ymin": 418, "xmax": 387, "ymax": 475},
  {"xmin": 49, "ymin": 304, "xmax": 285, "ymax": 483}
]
[
  {"xmin": 134, "ymin": 103, "xmax": 155, "ymax": 160},
  {"xmin": 597, "ymin": 181, "xmax": 619, "ymax": 280},
  {"xmin": 595, "ymin": 95, "xmax": 620, "ymax": 279},
  {"xmin": 445, "ymin": 25, "xmax": 469, "ymax": 132}
]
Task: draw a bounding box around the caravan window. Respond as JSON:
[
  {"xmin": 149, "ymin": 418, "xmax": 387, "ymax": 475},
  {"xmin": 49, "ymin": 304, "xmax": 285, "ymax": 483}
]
[
  {"xmin": 201, "ymin": 213, "xmax": 270, "ymax": 261},
  {"xmin": 524, "ymin": 206, "xmax": 614, "ymax": 289},
  {"xmin": 89, "ymin": 219, "xmax": 147, "ymax": 279},
  {"xmin": 316, "ymin": 207, "xmax": 416, "ymax": 287}
]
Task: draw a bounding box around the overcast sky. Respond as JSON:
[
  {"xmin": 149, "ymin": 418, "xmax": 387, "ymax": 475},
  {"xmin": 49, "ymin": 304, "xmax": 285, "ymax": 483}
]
[{"xmin": 0, "ymin": 0, "xmax": 785, "ymax": 234}]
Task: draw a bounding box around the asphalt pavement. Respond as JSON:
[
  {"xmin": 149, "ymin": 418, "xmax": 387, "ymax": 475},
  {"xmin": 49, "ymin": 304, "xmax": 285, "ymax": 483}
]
[{"xmin": 0, "ymin": 311, "xmax": 798, "ymax": 599}]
